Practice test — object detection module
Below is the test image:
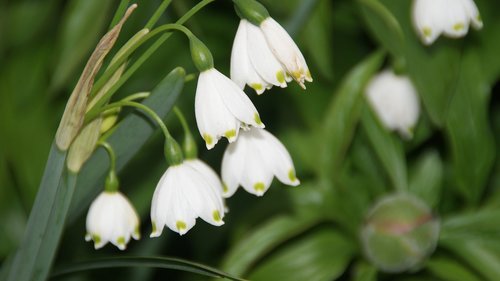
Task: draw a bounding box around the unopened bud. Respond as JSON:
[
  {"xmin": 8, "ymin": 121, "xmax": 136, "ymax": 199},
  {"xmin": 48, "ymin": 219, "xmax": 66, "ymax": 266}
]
[{"xmin": 361, "ymin": 193, "xmax": 439, "ymax": 273}]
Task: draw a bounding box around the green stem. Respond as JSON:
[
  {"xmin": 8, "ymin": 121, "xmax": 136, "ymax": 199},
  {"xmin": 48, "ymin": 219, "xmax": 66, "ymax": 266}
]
[
  {"xmin": 96, "ymin": 101, "xmax": 172, "ymax": 141},
  {"xmin": 98, "ymin": 141, "xmax": 120, "ymax": 192},
  {"xmin": 173, "ymin": 106, "xmax": 198, "ymax": 159},
  {"xmin": 89, "ymin": 0, "xmax": 215, "ymax": 113},
  {"xmin": 90, "ymin": 101, "xmax": 183, "ymax": 165},
  {"xmin": 145, "ymin": 0, "xmax": 173, "ymax": 29},
  {"xmin": 98, "ymin": 142, "xmax": 117, "ymax": 173},
  {"xmin": 109, "ymin": 0, "xmax": 131, "ymax": 30},
  {"xmin": 122, "ymin": 92, "xmax": 151, "ymax": 102}
]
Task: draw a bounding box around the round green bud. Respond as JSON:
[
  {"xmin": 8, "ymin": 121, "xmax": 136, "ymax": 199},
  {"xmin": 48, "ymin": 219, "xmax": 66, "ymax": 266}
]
[
  {"xmin": 164, "ymin": 136, "xmax": 184, "ymax": 166},
  {"xmin": 104, "ymin": 170, "xmax": 119, "ymax": 192},
  {"xmin": 361, "ymin": 193, "xmax": 440, "ymax": 273},
  {"xmin": 189, "ymin": 36, "xmax": 214, "ymax": 72},
  {"xmin": 233, "ymin": 0, "xmax": 270, "ymax": 26}
]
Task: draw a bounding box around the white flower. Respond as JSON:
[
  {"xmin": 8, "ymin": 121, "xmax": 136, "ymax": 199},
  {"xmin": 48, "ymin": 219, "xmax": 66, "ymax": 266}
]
[
  {"xmin": 85, "ymin": 191, "xmax": 140, "ymax": 250},
  {"xmin": 412, "ymin": 0, "xmax": 483, "ymax": 45},
  {"xmin": 230, "ymin": 19, "xmax": 312, "ymax": 94},
  {"xmin": 221, "ymin": 127, "xmax": 300, "ymax": 197},
  {"xmin": 150, "ymin": 160, "xmax": 225, "ymax": 236},
  {"xmin": 195, "ymin": 68, "xmax": 265, "ymax": 150},
  {"xmin": 365, "ymin": 70, "xmax": 420, "ymax": 139}
]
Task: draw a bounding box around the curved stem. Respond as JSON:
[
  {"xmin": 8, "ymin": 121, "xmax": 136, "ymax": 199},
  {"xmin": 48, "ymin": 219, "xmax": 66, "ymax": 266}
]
[
  {"xmin": 88, "ymin": 0, "xmax": 215, "ymax": 112},
  {"xmin": 98, "ymin": 141, "xmax": 117, "ymax": 173},
  {"xmin": 173, "ymin": 106, "xmax": 198, "ymax": 159},
  {"xmin": 96, "ymin": 101, "xmax": 172, "ymax": 141},
  {"xmin": 121, "ymin": 92, "xmax": 151, "ymax": 102}
]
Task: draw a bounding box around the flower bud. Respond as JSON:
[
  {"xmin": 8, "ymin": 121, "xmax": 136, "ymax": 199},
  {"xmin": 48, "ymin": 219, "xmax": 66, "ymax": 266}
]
[
  {"xmin": 190, "ymin": 36, "xmax": 214, "ymax": 72},
  {"xmin": 361, "ymin": 193, "xmax": 440, "ymax": 273},
  {"xmin": 233, "ymin": 0, "xmax": 270, "ymax": 26}
]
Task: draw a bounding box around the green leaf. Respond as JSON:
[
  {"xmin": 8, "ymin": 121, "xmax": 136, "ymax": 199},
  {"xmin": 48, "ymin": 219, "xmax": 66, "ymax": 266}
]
[
  {"xmin": 320, "ymin": 50, "xmax": 385, "ymax": 178},
  {"xmin": 50, "ymin": 0, "xmax": 114, "ymax": 93},
  {"xmin": 248, "ymin": 229, "xmax": 355, "ymax": 281},
  {"xmin": 303, "ymin": 0, "xmax": 334, "ymax": 80},
  {"xmin": 442, "ymin": 240, "xmax": 500, "ymax": 281},
  {"xmin": 3, "ymin": 143, "xmax": 67, "ymax": 281},
  {"xmin": 352, "ymin": 261, "xmax": 377, "ymax": 281},
  {"xmin": 361, "ymin": 106, "xmax": 408, "ymax": 192},
  {"xmin": 50, "ymin": 256, "xmax": 245, "ymax": 281},
  {"xmin": 221, "ymin": 216, "xmax": 320, "ymax": 277},
  {"xmin": 426, "ymin": 257, "xmax": 482, "ymax": 281},
  {"xmin": 358, "ymin": 0, "xmax": 404, "ymax": 60},
  {"xmin": 408, "ymin": 150, "xmax": 443, "ymax": 208},
  {"xmin": 68, "ymin": 67, "xmax": 185, "ymax": 223},
  {"xmin": 444, "ymin": 51, "xmax": 495, "ymax": 204},
  {"xmin": 440, "ymin": 209, "xmax": 500, "ymax": 242}
]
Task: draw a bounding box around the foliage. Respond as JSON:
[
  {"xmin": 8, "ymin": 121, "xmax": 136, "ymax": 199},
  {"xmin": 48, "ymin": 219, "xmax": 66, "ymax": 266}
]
[{"xmin": 0, "ymin": 0, "xmax": 499, "ymax": 280}]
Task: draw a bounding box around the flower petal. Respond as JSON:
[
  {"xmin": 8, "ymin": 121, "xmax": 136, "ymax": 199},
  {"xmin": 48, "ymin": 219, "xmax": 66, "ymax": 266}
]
[
  {"xmin": 255, "ymin": 129, "xmax": 300, "ymax": 186},
  {"xmin": 211, "ymin": 69, "xmax": 264, "ymax": 129},
  {"xmin": 245, "ymin": 20, "xmax": 287, "ymax": 89},
  {"xmin": 231, "ymin": 20, "xmax": 270, "ymax": 94},
  {"xmin": 221, "ymin": 136, "xmax": 248, "ymax": 198},
  {"xmin": 195, "ymin": 71, "xmax": 240, "ymax": 149}
]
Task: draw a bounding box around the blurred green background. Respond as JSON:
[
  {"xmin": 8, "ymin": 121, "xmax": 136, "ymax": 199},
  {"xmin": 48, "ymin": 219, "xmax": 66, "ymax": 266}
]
[{"xmin": 1, "ymin": 0, "xmax": 499, "ymax": 280}]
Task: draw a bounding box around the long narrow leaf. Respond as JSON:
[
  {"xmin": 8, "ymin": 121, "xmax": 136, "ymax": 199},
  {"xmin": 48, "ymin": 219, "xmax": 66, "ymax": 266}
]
[
  {"xmin": 50, "ymin": 256, "xmax": 246, "ymax": 281},
  {"xmin": 4, "ymin": 144, "xmax": 67, "ymax": 281}
]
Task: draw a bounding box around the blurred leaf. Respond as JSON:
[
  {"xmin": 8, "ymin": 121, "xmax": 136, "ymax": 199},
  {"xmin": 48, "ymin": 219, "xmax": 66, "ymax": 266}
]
[
  {"xmin": 68, "ymin": 67, "xmax": 185, "ymax": 223},
  {"xmin": 440, "ymin": 209, "xmax": 500, "ymax": 242},
  {"xmin": 358, "ymin": 0, "xmax": 404, "ymax": 60},
  {"xmin": 361, "ymin": 107, "xmax": 408, "ymax": 192},
  {"xmin": 248, "ymin": 228, "xmax": 355, "ymax": 281},
  {"xmin": 426, "ymin": 256, "xmax": 482, "ymax": 281},
  {"xmin": 320, "ymin": 50, "xmax": 385, "ymax": 178},
  {"xmin": 303, "ymin": 0, "xmax": 334, "ymax": 80},
  {"xmin": 51, "ymin": 0, "xmax": 113, "ymax": 93},
  {"xmin": 221, "ymin": 215, "xmax": 320, "ymax": 277},
  {"xmin": 408, "ymin": 150, "xmax": 443, "ymax": 208},
  {"xmin": 475, "ymin": 0, "xmax": 500, "ymax": 84},
  {"xmin": 51, "ymin": 256, "xmax": 245, "ymax": 281},
  {"xmin": 442, "ymin": 240, "xmax": 500, "ymax": 281},
  {"xmin": 352, "ymin": 261, "xmax": 377, "ymax": 281},
  {"xmin": 444, "ymin": 51, "xmax": 495, "ymax": 204}
]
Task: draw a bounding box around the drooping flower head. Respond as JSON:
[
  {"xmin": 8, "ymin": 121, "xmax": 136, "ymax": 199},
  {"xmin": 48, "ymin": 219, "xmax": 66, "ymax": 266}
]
[
  {"xmin": 231, "ymin": 0, "xmax": 312, "ymax": 94},
  {"xmin": 365, "ymin": 70, "xmax": 420, "ymax": 139},
  {"xmin": 150, "ymin": 160, "xmax": 225, "ymax": 236},
  {"xmin": 195, "ymin": 68, "xmax": 265, "ymax": 150},
  {"xmin": 412, "ymin": 0, "xmax": 483, "ymax": 45},
  {"xmin": 221, "ymin": 127, "xmax": 300, "ymax": 197},
  {"xmin": 85, "ymin": 191, "xmax": 140, "ymax": 250},
  {"xmin": 189, "ymin": 34, "xmax": 264, "ymax": 149}
]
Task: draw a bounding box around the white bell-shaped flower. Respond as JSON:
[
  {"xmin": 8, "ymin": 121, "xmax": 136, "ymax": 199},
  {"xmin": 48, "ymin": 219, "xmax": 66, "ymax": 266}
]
[
  {"xmin": 365, "ymin": 70, "xmax": 420, "ymax": 139},
  {"xmin": 195, "ymin": 68, "xmax": 265, "ymax": 150},
  {"xmin": 150, "ymin": 160, "xmax": 225, "ymax": 236},
  {"xmin": 85, "ymin": 191, "xmax": 140, "ymax": 250},
  {"xmin": 412, "ymin": 0, "xmax": 483, "ymax": 45},
  {"xmin": 221, "ymin": 127, "xmax": 300, "ymax": 197},
  {"xmin": 231, "ymin": 19, "xmax": 312, "ymax": 94}
]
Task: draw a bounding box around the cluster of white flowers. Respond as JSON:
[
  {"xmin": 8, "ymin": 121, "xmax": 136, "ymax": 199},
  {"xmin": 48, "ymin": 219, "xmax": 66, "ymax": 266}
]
[
  {"xmin": 85, "ymin": 0, "xmax": 485, "ymax": 251},
  {"xmin": 85, "ymin": 4, "xmax": 309, "ymax": 250},
  {"xmin": 412, "ymin": 0, "xmax": 482, "ymax": 45}
]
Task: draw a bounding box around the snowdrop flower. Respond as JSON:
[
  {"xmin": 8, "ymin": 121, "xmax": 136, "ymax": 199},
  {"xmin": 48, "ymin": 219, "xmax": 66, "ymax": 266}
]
[
  {"xmin": 365, "ymin": 70, "xmax": 420, "ymax": 139},
  {"xmin": 231, "ymin": 18, "xmax": 312, "ymax": 94},
  {"xmin": 195, "ymin": 68, "xmax": 264, "ymax": 150},
  {"xmin": 85, "ymin": 191, "xmax": 140, "ymax": 250},
  {"xmin": 221, "ymin": 127, "xmax": 300, "ymax": 197},
  {"xmin": 150, "ymin": 160, "xmax": 225, "ymax": 236},
  {"xmin": 412, "ymin": 0, "xmax": 483, "ymax": 45}
]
